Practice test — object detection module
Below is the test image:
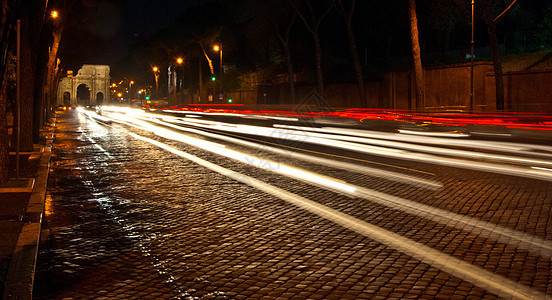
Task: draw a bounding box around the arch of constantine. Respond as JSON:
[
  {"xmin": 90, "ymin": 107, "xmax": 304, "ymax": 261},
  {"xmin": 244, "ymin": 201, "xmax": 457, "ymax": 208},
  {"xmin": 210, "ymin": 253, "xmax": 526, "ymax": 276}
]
[{"xmin": 57, "ymin": 64, "xmax": 110, "ymax": 106}]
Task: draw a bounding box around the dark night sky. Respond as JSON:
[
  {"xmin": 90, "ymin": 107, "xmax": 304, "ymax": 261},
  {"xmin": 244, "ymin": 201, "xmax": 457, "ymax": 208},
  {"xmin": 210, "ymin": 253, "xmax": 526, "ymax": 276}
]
[{"xmin": 62, "ymin": 0, "xmax": 216, "ymax": 70}]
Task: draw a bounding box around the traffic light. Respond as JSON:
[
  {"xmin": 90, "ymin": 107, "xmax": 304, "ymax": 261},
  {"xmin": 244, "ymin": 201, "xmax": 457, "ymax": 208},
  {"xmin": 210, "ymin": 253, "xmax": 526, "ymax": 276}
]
[
  {"xmin": 211, "ymin": 76, "xmax": 216, "ymax": 81},
  {"xmin": 228, "ymin": 99, "xmax": 232, "ymax": 103},
  {"xmin": 145, "ymin": 96, "xmax": 150, "ymax": 100}
]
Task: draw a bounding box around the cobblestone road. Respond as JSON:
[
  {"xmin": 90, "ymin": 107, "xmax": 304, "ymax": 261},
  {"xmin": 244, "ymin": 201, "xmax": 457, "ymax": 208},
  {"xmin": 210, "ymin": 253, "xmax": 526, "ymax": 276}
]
[{"xmin": 33, "ymin": 109, "xmax": 552, "ymax": 299}]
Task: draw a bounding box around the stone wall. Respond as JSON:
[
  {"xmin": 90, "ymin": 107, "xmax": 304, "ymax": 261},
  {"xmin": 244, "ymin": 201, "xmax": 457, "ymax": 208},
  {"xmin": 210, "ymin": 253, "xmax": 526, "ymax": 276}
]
[
  {"xmin": 177, "ymin": 63, "xmax": 552, "ymax": 113},
  {"xmin": 486, "ymin": 69, "xmax": 552, "ymax": 113},
  {"xmin": 293, "ymin": 62, "xmax": 551, "ymax": 113}
]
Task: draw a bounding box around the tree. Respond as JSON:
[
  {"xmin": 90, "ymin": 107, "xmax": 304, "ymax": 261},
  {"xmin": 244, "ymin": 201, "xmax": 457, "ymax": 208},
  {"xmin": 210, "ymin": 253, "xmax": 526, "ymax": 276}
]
[
  {"xmin": 289, "ymin": 0, "xmax": 334, "ymax": 101},
  {"xmin": 423, "ymin": 0, "xmax": 468, "ymax": 64},
  {"xmin": 34, "ymin": 11, "xmax": 54, "ymax": 140},
  {"xmin": 12, "ymin": 0, "xmax": 48, "ymax": 153},
  {"xmin": 480, "ymin": 0, "xmax": 519, "ymax": 111},
  {"xmin": 45, "ymin": 1, "xmax": 70, "ymax": 123},
  {"xmin": 335, "ymin": 0, "xmax": 366, "ymax": 107},
  {"xmin": 409, "ymin": 0, "xmax": 425, "ymax": 111},
  {"xmin": 0, "ymin": 0, "xmax": 18, "ymax": 183},
  {"xmin": 263, "ymin": 0, "xmax": 299, "ymax": 104}
]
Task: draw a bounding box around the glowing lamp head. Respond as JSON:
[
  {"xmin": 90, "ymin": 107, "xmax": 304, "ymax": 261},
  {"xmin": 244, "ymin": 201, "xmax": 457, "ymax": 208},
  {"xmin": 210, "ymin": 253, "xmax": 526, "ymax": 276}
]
[
  {"xmin": 213, "ymin": 45, "xmax": 220, "ymax": 52},
  {"xmin": 153, "ymin": 66, "xmax": 158, "ymax": 72},
  {"xmin": 176, "ymin": 57, "xmax": 183, "ymax": 64},
  {"xmin": 51, "ymin": 10, "xmax": 59, "ymax": 19}
]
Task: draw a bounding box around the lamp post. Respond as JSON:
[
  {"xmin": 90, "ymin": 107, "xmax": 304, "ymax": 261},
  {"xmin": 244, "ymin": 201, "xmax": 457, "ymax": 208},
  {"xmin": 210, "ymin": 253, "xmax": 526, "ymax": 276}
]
[
  {"xmin": 174, "ymin": 57, "xmax": 183, "ymax": 105},
  {"xmin": 152, "ymin": 66, "xmax": 159, "ymax": 99},
  {"xmin": 213, "ymin": 44, "xmax": 222, "ymax": 101},
  {"xmin": 470, "ymin": 0, "xmax": 475, "ymax": 112},
  {"xmin": 44, "ymin": 10, "xmax": 59, "ymax": 125},
  {"xmin": 129, "ymin": 80, "xmax": 134, "ymax": 105}
]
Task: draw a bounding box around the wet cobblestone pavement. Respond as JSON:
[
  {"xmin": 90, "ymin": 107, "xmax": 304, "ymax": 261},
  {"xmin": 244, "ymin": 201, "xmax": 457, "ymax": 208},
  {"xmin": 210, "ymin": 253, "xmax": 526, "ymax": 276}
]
[{"xmin": 33, "ymin": 110, "xmax": 552, "ymax": 299}]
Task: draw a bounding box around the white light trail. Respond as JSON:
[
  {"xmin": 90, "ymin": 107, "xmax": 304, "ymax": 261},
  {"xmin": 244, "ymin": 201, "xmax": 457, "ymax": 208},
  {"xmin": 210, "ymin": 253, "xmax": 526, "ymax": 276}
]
[
  {"xmin": 323, "ymin": 126, "xmax": 552, "ymax": 155},
  {"xmin": 106, "ymin": 112, "xmax": 358, "ymax": 195},
  {"xmin": 273, "ymin": 124, "xmax": 552, "ymax": 166},
  {"xmin": 154, "ymin": 118, "xmax": 442, "ymax": 190},
  {"xmin": 106, "ymin": 113, "xmax": 552, "ymax": 260},
  {"xmin": 78, "ymin": 107, "xmax": 113, "ymax": 124},
  {"xmin": 398, "ymin": 129, "xmax": 470, "ymax": 137},
  {"xmin": 129, "ymin": 132, "xmax": 550, "ymax": 300},
  {"xmin": 165, "ymin": 117, "xmax": 552, "ymax": 181}
]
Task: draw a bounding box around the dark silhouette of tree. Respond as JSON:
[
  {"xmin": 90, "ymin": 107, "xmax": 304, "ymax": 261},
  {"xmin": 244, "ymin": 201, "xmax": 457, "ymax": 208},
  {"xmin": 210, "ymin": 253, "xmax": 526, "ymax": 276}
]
[
  {"xmin": 45, "ymin": 1, "xmax": 75, "ymax": 123},
  {"xmin": 262, "ymin": 0, "xmax": 299, "ymax": 104},
  {"xmin": 409, "ymin": 0, "xmax": 425, "ymax": 111},
  {"xmin": 335, "ymin": 0, "xmax": 366, "ymax": 107},
  {"xmin": 0, "ymin": 0, "xmax": 18, "ymax": 183},
  {"xmin": 422, "ymin": 0, "xmax": 468, "ymax": 64},
  {"xmin": 289, "ymin": 0, "xmax": 334, "ymax": 101},
  {"xmin": 480, "ymin": 0, "xmax": 519, "ymax": 111},
  {"xmin": 13, "ymin": 0, "xmax": 48, "ymax": 153}
]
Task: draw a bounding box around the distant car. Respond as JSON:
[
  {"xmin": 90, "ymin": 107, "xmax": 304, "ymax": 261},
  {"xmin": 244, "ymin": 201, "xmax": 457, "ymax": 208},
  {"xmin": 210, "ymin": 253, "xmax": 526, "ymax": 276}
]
[
  {"xmin": 57, "ymin": 104, "xmax": 73, "ymax": 111},
  {"xmin": 85, "ymin": 105, "xmax": 103, "ymax": 115}
]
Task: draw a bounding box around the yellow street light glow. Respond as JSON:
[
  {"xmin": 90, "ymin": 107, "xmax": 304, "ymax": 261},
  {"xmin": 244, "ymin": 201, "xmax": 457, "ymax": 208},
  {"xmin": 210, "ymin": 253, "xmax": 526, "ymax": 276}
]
[
  {"xmin": 153, "ymin": 66, "xmax": 158, "ymax": 72},
  {"xmin": 130, "ymin": 81, "xmax": 134, "ymax": 84},
  {"xmin": 213, "ymin": 45, "xmax": 220, "ymax": 52},
  {"xmin": 176, "ymin": 57, "xmax": 183, "ymax": 64},
  {"xmin": 51, "ymin": 10, "xmax": 59, "ymax": 18},
  {"xmin": 117, "ymin": 93, "xmax": 122, "ymax": 97}
]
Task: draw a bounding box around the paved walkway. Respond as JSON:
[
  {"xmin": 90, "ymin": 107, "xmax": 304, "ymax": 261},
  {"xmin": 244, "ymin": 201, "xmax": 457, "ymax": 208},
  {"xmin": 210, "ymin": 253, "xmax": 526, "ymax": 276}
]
[{"xmin": 0, "ymin": 118, "xmax": 54, "ymax": 299}]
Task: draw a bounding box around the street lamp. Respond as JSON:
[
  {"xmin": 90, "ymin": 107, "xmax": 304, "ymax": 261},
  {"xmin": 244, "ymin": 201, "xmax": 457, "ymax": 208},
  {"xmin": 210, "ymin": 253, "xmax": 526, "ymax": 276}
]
[
  {"xmin": 173, "ymin": 57, "xmax": 183, "ymax": 105},
  {"xmin": 129, "ymin": 80, "xmax": 134, "ymax": 104},
  {"xmin": 213, "ymin": 44, "xmax": 222, "ymax": 100},
  {"xmin": 51, "ymin": 10, "xmax": 59, "ymax": 19},
  {"xmin": 152, "ymin": 66, "xmax": 159, "ymax": 99}
]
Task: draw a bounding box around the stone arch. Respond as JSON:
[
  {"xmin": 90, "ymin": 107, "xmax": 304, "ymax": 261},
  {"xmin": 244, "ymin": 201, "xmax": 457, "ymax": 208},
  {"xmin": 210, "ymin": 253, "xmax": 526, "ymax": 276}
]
[
  {"xmin": 77, "ymin": 84, "xmax": 90, "ymax": 106},
  {"xmin": 96, "ymin": 92, "xmax": 104, "ymax": 105},
  {"xmin": 63, "ymin": 92, "xmax": 71, "ymax": 106},
  {"xmin": 57, "ymin": 65, "xmax": 111, "ymax": 106}
]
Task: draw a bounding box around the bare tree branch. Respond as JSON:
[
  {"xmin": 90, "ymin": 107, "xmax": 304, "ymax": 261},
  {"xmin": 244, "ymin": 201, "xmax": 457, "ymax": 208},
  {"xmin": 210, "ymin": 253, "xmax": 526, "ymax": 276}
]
[{"xmin": 493, "ymin": 0, "xmax": 520, "ymax": 23}]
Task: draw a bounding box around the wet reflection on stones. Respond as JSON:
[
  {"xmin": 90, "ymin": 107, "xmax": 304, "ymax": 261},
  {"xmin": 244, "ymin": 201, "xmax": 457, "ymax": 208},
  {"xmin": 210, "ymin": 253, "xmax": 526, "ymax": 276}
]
[
  {"xmin": 32, "ymin": 110, "xmax": 552, "ymax": 299},
  {"xmin": 34, "ymin": 112, "xmax": 184, "ymax": 299}
]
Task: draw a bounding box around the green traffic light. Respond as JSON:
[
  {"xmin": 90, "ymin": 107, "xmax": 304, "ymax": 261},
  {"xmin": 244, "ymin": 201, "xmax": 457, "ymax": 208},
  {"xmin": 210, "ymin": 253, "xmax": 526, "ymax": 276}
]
[
  {"xmin": 145, "ymin": 96, "xmax": 150, "ymax": 100},
  {"xmin": 211, "ymin": 76, "xmax": 216, "ymax": 81},
  {"xmin": 228, "ymin": 99, "xmax": 232, "ymax": 103}
]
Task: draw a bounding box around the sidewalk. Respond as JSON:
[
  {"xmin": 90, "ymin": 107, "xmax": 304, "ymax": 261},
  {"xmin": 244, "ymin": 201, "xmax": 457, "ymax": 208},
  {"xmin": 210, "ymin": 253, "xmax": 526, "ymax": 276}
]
[{"xmin": 0, "ymin": 117, "xmax": 55, "ymax": 300}]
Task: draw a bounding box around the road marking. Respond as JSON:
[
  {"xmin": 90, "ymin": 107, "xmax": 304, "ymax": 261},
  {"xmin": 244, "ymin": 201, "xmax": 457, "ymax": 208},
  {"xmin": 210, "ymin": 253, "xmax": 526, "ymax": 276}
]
[{"xmin": 129, "ymin": 132, "xmax": 550, "ymax": 300}]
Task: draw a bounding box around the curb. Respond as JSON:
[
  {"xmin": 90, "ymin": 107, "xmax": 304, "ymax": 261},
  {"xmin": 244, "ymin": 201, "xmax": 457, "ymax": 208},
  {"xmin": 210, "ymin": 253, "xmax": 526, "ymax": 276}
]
[{"xmin": 2, "ymin": 121, "xmax": 54, "ymax": 300}]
